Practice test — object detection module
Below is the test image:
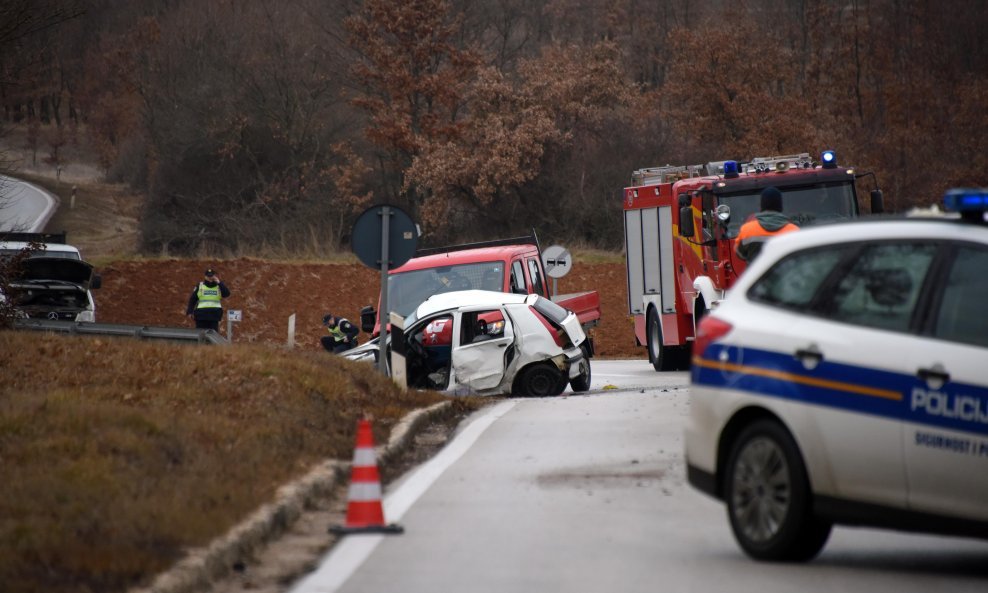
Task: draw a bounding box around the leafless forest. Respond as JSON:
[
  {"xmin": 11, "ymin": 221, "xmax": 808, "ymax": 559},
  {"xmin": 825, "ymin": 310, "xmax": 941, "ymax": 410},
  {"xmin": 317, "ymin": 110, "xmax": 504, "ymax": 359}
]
[{"xmin": 2, "ymin": 0, "xmax": 987, "ymax": 254}]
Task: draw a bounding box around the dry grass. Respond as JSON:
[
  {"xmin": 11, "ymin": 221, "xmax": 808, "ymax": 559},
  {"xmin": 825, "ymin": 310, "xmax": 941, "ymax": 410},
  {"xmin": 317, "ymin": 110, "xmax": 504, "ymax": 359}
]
[{"xmin": 0, "ymin": 331, "xmax": 482, "ymax": 593}]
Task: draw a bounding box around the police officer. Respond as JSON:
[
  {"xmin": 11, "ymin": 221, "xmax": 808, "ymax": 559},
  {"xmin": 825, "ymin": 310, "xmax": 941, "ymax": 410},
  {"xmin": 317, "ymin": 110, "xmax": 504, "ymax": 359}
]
[
  {"xmin": 321, "ymin": 313, "xmax": 359, "ymax": 353},
  {"xmin": 735, "ymin": 186, "xmax": 800, "ymax": 261},
  {"xmin": 186, "ymin": 267, "xmax": 231, "ymax": 331}
]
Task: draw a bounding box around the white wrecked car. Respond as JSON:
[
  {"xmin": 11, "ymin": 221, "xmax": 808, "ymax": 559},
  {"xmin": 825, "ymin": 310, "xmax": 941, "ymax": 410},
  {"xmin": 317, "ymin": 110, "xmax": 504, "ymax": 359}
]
[{"xmin": 342, "ymin": 290, "xmax": 591, "ymax": 397}]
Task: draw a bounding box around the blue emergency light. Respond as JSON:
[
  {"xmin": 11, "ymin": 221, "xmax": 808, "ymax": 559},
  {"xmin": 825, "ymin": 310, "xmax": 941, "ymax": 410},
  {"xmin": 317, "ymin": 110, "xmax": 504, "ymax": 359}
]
[
  {"xmin": 943, "ymin": 188, "xmax": 988, "ymax": 211},
  {"xmin": 943, "ymin": 188, "xmax": 988, "ymax": 223},
  {"xmin": 723, "ymin": 160, "xmax": 739, "ymax": 179},
  {"xmin": 821, "ymin": 150, "xmax": 837, "ymax": 169}
]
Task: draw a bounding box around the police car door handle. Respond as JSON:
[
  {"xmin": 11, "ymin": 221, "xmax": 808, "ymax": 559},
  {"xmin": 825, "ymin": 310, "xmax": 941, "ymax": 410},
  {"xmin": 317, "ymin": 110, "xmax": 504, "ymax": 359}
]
[
  {"xmin": 917, "ymin": 364, "xmax": 950, "ymax": 387},
  {"xmin": 795, "ymin": 345, "xmax": 823, "ymax": 370}
]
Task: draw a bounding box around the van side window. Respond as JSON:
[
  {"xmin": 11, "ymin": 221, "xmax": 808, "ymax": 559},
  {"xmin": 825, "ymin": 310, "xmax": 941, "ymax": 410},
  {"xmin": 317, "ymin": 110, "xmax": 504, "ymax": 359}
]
[
  {"xmin": 527, "ymin": 258, "xmax": 545, "ymax": 296},
  {"xmin": 510, "ymin": 261, "xmax": 527, "ymax": 294}
]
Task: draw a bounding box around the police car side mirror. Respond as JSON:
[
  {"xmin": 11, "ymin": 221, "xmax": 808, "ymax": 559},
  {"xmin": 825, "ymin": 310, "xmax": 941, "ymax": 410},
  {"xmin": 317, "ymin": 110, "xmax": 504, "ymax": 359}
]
[{"xmin": 870, "ymin": 189, "xmax": 885, "ymax": 214}]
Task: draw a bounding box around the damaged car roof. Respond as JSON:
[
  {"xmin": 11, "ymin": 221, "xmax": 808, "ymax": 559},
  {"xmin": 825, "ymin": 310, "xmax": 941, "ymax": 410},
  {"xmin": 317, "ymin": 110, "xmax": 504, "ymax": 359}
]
[{"xmin": 409, "ymin": 289, "xmax": 532, "ymax": 323}]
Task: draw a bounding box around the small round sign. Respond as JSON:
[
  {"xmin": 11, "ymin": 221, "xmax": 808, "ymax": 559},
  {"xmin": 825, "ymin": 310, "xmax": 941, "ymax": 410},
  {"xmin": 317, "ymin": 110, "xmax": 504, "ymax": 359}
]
[
  {"xmin": 351, "ymin": 205, "xmax": 419, "ymax": 270},
  {"xmin": 542, "ymin": 244, "xmax": 571, "ymax": 279}
]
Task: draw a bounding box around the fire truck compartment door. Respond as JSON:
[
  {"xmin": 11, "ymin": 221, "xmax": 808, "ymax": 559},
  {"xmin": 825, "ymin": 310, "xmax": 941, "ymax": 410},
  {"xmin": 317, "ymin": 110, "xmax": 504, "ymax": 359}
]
[{"xmin": 626, "ymin": 206, "xmax": 676, "ymax": 315}]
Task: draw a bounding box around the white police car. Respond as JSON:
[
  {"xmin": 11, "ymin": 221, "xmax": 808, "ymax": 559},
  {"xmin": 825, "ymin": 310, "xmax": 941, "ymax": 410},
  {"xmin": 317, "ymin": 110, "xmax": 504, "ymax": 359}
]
[{"xmin": 685, "ymin": 189, "xmax": 988, "ymax": 561}]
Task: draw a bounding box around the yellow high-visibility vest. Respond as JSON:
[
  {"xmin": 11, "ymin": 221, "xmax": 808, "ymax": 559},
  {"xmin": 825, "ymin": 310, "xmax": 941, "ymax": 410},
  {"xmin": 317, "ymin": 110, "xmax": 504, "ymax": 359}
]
[{"xmin": 196, "ymin": 283, "xmax": 222, "ymax": 309}]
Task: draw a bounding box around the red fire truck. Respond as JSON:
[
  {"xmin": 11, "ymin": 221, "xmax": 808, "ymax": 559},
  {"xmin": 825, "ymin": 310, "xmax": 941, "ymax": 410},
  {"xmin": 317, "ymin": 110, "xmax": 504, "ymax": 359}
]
[{"xmin": 623, "ymin": 150, "xmax": 884, "ymax": 371}]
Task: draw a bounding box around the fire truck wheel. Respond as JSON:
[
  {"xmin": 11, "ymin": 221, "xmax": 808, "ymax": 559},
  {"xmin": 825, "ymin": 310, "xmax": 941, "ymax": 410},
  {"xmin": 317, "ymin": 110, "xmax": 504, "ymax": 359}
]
[
  {"xmin": 513, "ymin": 363, "xmax": 565, "ymax": 397},
  {"xmin": 647, "ymin": 308, "xmax": 675, "ymax": 372},
  {"xmin": 570, "ymin": 345, "xmax": 592, "ymax": 392}
]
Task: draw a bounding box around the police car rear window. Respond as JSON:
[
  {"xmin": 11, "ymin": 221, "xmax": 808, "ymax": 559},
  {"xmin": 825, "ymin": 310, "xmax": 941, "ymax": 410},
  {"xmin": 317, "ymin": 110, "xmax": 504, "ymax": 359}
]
[
  {"xmin": 934, "ymin": 245, "xmax": 988, "ymax": 348},
  {"xmin": 749, "ymin": 241, "xmax": 939, "ymax": 335},
  {"xmin": 747, "ymin": 246, "xmax": 850, "ymax": 309}
]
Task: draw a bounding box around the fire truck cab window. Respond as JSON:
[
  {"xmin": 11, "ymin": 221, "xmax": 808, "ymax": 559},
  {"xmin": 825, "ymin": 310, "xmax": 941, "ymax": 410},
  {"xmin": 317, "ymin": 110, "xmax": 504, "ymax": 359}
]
[{"xmin": 721, "ymin": 182, "xmax": 858, "ymax": 238}]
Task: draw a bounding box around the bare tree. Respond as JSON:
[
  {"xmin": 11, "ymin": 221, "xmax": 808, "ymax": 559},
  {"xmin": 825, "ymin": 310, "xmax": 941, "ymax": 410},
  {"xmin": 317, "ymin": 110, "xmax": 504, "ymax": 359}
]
[{"xmin": 345, "ymin": 0, "xmax": 481, "ymax": 220}]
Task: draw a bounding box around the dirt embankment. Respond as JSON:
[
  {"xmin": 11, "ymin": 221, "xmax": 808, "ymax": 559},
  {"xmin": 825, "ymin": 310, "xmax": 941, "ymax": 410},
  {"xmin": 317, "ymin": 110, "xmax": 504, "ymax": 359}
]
[{"xmin": 95, "ymin": 258, "xmax": 644, "ymax": 358}]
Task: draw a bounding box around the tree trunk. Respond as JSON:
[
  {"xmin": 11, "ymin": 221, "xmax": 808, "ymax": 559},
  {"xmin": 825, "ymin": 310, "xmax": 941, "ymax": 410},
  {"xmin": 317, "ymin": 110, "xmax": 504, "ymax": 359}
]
[{"xmin": 51, "ymin": 93, "xmax": 62, "ymax": 126}]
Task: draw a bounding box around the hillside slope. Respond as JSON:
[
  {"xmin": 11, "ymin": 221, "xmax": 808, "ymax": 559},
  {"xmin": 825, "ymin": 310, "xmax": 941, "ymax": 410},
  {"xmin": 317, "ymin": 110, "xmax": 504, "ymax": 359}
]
[{"xmin": 11, "ymin": 164, "xmax": 643, "ymax": 357}]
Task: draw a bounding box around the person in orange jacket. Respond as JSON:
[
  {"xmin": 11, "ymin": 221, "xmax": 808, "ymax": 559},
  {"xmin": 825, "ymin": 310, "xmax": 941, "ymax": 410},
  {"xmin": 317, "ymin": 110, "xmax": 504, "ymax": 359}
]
[{"xmin": 735, "ymin": 186, "xmax": 800, "ymax": 261}]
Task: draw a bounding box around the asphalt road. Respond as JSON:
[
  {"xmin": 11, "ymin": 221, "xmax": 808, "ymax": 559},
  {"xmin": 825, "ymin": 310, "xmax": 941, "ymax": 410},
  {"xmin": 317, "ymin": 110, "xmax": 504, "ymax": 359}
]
[
  {"xmin": 0, "ymin": 175, "xmax": 56, "ymax": 232},
  {"xmin": 290, "ymin": 361, "xmax": 988, "ymax": 593}
]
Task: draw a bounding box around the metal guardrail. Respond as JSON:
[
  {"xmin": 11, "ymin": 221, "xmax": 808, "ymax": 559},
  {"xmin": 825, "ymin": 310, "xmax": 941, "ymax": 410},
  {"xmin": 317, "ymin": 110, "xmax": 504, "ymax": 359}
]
[{"xmin": 12, "ymin": 319, "xmax": 229, "ymax": 345}]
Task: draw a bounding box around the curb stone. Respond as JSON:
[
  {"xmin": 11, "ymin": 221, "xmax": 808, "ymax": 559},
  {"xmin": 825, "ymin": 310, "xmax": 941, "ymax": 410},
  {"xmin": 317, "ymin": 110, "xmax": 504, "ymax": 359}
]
[{"xmin": 131, "ymin": 400, "xmax": 452, "ymax": 593}]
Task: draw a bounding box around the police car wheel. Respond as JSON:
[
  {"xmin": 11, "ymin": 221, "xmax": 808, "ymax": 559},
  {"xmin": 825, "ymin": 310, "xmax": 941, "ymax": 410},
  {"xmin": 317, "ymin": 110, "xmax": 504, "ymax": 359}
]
[
  {"xmin": 513, "ymin": 363, "xmax": 564, "ymax": 397},
  {"xmin": 724, "ymin": 419, "xmax": 831, "ymax": 562}
]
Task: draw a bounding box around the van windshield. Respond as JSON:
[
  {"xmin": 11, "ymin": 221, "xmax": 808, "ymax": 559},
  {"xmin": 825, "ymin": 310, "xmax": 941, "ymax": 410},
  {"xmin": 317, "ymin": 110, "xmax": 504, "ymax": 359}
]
[{"xmin": 387, "ymin": 262, "xmax": 504, "ymax": 316}]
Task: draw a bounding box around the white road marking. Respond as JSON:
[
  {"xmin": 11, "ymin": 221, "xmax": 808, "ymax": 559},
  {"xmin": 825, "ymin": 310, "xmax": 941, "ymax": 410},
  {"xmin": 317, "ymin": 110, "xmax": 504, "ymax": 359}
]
[{"xmin": 289, "ymin": 400, "xmax": 517, "ymax": 593}]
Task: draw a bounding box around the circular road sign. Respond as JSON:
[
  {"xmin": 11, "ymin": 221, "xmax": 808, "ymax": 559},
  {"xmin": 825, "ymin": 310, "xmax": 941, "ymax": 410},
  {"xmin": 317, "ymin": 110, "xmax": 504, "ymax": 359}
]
[
  {"xmin": 351, "ymin": 205, "xmax": 419, "ymax": 270},
  {"xmin": 542, "ymin": 244, "xmax": 571, "ymax": 279}
]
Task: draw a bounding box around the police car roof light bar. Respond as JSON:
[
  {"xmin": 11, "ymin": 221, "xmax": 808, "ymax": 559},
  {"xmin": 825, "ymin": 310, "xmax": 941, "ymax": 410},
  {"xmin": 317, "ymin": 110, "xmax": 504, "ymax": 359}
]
[{"xmin": 943, "ymin": 188, "xmax": 988, "ymax": 223}]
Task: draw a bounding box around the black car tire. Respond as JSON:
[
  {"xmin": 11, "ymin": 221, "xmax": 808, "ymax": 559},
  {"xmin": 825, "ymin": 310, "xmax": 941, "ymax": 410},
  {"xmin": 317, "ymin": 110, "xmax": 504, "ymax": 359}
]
[
  {"xmin": 570, "ymin": 344, "xmax": 592, "ymax": 392},
  {"xmin": 724, "ymin": 419, "xmax": 832, "ymax": 562},
  {"xmin": 648, "ymin": 307, "xmax": 686, "ymax": 371},
  {"xmin": 513, "ymin": 363, "xmax": 565, "ymax": 397}
]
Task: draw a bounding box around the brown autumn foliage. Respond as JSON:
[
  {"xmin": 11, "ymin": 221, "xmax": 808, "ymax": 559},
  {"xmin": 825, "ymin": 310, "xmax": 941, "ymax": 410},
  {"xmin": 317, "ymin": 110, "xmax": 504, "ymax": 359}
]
[{"xmin": 2, "ymin": 0, "xmax": 988, "ymax": 253}]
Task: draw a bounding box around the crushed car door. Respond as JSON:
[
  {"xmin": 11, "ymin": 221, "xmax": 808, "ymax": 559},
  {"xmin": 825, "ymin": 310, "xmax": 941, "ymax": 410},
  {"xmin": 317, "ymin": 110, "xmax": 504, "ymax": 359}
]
[{"xmin": 451, "ymin": 308, "xmax": 514, "ymax": 391}]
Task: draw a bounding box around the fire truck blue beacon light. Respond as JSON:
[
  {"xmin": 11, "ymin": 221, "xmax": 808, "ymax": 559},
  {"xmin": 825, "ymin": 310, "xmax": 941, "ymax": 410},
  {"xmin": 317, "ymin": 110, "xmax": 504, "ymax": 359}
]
[
  {"xmin": 723, "ymin": 160, "xmax": 739, "ymax": 179},
  {"xmin": 821, "ymin": 150, "xmax": 837, "ymax": 169}
]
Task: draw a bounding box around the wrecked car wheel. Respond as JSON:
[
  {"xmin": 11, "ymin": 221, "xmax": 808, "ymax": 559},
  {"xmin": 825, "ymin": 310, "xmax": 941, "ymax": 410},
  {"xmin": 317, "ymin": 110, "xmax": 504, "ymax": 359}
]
[
  {"xmin": 513, "ymin": 363, "xmax": 564, "ymax": 397},
  {"xmin": 570, "ymin": 346, "xmax": 591, "ymax": 393}
]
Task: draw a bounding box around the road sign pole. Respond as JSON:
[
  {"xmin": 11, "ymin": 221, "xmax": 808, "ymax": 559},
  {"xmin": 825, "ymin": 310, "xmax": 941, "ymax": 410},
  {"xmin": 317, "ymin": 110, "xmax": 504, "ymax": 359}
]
[
  {"xmin": 351, "ymin": 203, "xmax": 418, "ymax": 377},
  {"xmin": 378, "ymin": 206, "xmax": 391, "ymax": 375}
]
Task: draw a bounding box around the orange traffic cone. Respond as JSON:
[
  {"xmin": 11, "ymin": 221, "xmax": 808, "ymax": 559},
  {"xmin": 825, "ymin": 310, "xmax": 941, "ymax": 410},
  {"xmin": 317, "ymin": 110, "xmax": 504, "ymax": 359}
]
[{"xmin": 329, "ymin": 418, "xmax": 404, "ymax": 535}]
